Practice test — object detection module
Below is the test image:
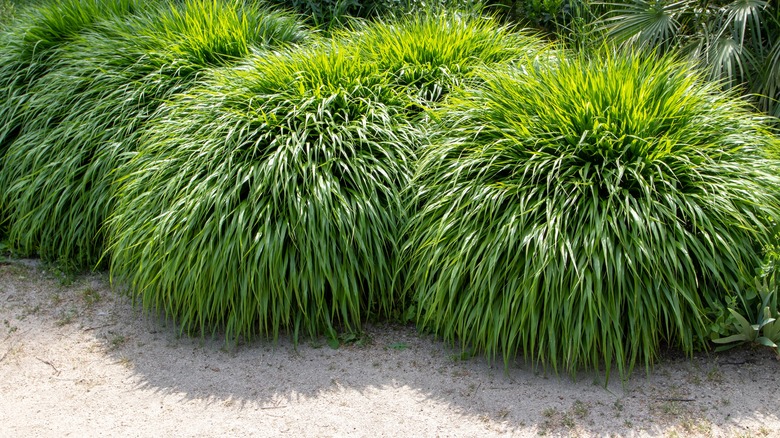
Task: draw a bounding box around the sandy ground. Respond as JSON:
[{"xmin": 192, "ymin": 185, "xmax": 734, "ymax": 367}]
[{"xmin": 1, "ymin": 259, "xmax": 779, "ymax": 437}]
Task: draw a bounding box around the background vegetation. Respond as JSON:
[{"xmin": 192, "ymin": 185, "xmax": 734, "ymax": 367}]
[{"xmin": 266, "ymin": 0, "xmax": 476, "ymax": 27}]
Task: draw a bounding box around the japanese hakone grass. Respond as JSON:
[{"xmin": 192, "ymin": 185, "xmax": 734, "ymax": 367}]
[
  {"xmin": 0, "ymin": 0, "xmax": 142, "ymax": 237},
  {"xmin": 0, "ymin": 0, "xmax": 142, "ymax": 150},
  {"xmin": 0, "ymin": 0, "xmax": 309, "ymax": 269},
  {"xmin": 403, "ymin": 52, "xmax": 780, "ymax": 379},
  {"xmin": 347, "ymin": 11, "xmax": 549, "ymax": 111},
  {"xmin": 107, "ymin": 42, "xmax": 417, "ymax": 342}
]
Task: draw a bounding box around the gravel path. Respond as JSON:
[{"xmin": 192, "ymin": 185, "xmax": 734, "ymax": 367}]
[{"xmin": 1, "ymin": 259, "xmax": 778, "ymax": 437}]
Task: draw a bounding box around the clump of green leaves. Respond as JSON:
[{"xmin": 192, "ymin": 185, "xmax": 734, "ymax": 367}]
[
  {"xmin": 0, "ymin": 0, "xmax": 143, "ymax": 239},
  {"xmin": 108, "ymin": 41, "xmax": 419, "ymax": 342},
  {"xmin": 403, "ymin": 50, "xmax": 780, "ymax": 379},
  {"xmin": 0, "ymin": 0, "xmax": 308, "ymax": 269},
  {"xmin": 487, "ymin": 0, "xmax": 575, "ymax": 32},
  {"xmin": 713, "ymin": 274, "xmax": 780, "ymax": 358}
]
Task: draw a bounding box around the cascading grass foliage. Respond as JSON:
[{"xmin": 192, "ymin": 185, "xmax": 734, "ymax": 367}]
[
  {"xmin": 108, "ymin": 41, "xmax": 419, "ymax": 341},
  {"xmin": 2, "ymin": 0, "xmax": 778, "ymax": 373},
  {"xmin": 0, "ymin": 0, "xmax": 309, "ymax": 269},
  {"xmin": 0, "ymin": 0, "xmax": 140, "ymax": 150},
  {"xmin": 348, "ymin": 11, "xmax": 549, "ymax": 110},
  {"xmin": 0, "ymin": 0, "xmax": 142, "ymax": 239},
  {"xmin": 404, "ymin": 51, "xmax": 780, "ymax": 378}
]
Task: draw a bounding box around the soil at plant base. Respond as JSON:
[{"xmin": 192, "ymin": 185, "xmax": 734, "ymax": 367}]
[{"xmin": 1, "ymin": 259, "xmax": 778, "ymax": 437}]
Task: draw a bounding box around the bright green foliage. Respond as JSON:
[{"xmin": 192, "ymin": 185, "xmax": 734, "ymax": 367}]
[
  {"xmin": 403, "ymin": 51, "xmax": 780, "ymax": 378},
  {"xmin": 0, "ymin": 0, "xmax": 141, "ymax": 239},
  {"xmin": 0, "ymin": 0, "xmax": 308, "ymax": 269},
  {"xmin": 107, "ymin": 41, "xmax": 418, "ymax": 341},
  {"xmin": 348, "ymin": 11, "xmax": 549, "ymax": 110},
  {"xmin": 0, "ymin": 0, "xmax": 140, "ymax": 150}
]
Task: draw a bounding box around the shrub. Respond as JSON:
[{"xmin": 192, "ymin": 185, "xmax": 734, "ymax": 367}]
[
  {"xmin": 488, "ymin": 0, "xmax": 571, "ymax": 31},
  {"xmin": 348, "ymin": 11, "xmax": 549, "ymax": 110},
  {"xmin": 0, "ymin": 0, "xmax": 308, "ymax": 269},
  {"xmin": 107, "ymin": 41, "xmax": 418, "ymax": 341},
  {"xmin": 484, "ymin": 0, "xmax": 611, "ymax": 50},
  {"xmin": 403, "ymin": 50, "xmax": 780, "ymax": 378}
]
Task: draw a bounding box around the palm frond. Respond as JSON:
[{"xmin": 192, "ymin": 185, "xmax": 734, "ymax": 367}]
[
  {"xmin": 726, "ymin": 0, "xmax": 767, "ymax": 49},
  {"xmin": 599, "ymin": 0, "xmax": 692, "ymax": 50},
  {"xmin": 756, "ymin": 23, "xmax": 780, "ymax": 116}
]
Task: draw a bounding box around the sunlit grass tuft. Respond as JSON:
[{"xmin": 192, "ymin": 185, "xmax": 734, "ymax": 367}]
[
  {"xmin": 108, "ymin": 41, "xmax": 418, "ymax": 342},
  {"xmin": 403, "ymin": 51, "xmax": 780, "ymax": 379},
  {"xmin": 0, "ymin": 0, "xmax": 308, "ymax": 268},
  {"xmin": 347, "ymin": 11, "xmax": 550, "ymax": 111}
]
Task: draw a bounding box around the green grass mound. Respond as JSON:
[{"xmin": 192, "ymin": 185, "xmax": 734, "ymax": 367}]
[
  {"xmin": 108, "ymin": 41, "xmax": 418, "ymax": 341},
  {"xmin": 348, "ymin": 11, "xmax": 549, "ymax": 110},
  {"xmin": 0, "ymin": 0, "xmax": 142, "ymax": 238},
  {"xmin": 0, "ymin": 0, "xmax": 308, "ymax": 269},
  {"xmin": 0, "ymin": 0, "xmax": 140, "ymax": 149},
  {"xmin": 403, "ymin": 52, "xmax": 780, "ymax": 378}
]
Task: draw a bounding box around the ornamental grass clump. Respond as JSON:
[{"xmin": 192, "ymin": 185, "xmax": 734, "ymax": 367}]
[
  {"xmin": 0, "ymin": 0, "xmax": 308, "ymax": 269},
  {"xmin": 0, "ymin": 0, "xmax": 140, "ymax": 150},
  {"xmin": 404, "ymin": 52, "xmax": 780, "ymax": 378},
  {"xmin": 348, "ymin": 12, "xmax": 548, "ymax": 110},
  {"xmin": 0, "ymin": 0, "xmax": 141, "ymax": 237},
  {"xmin": 108, "ymin": 42, "xmax": 417, "ymax": 341}
]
